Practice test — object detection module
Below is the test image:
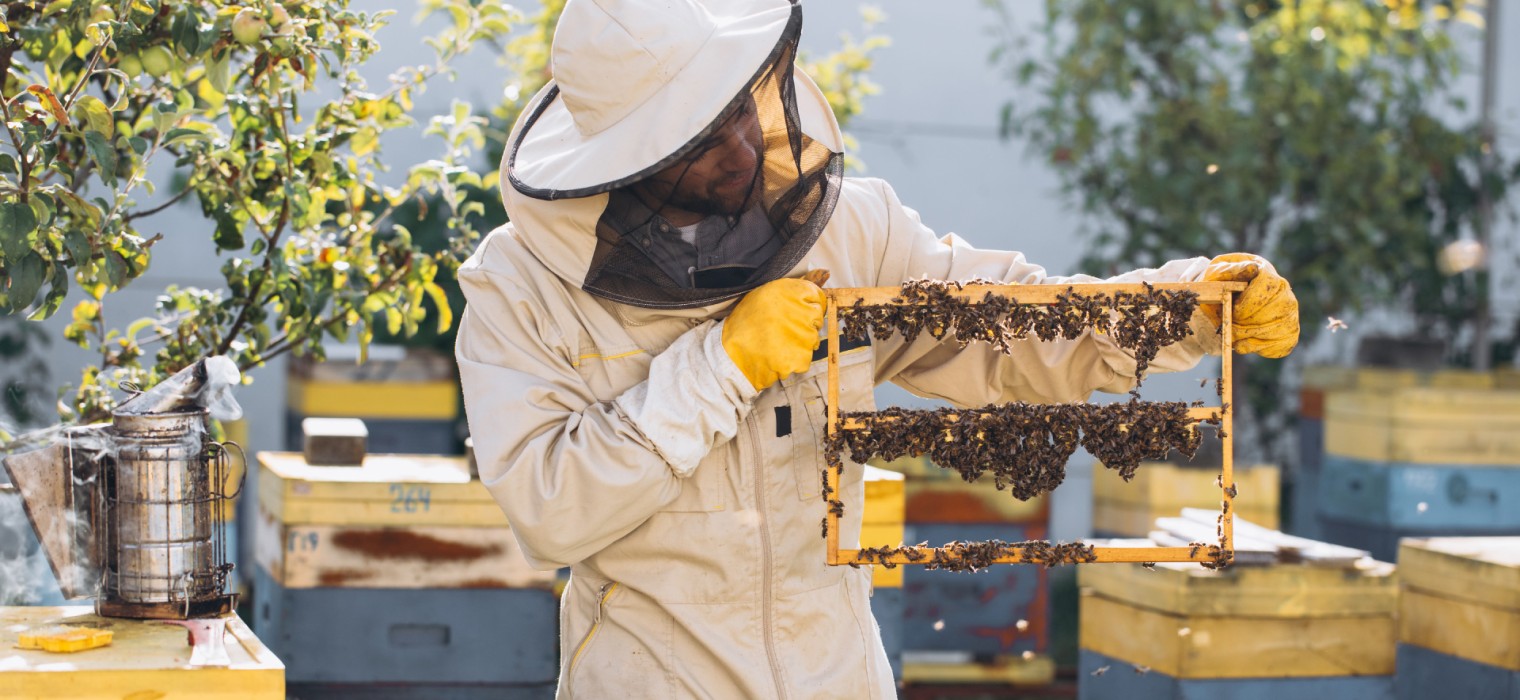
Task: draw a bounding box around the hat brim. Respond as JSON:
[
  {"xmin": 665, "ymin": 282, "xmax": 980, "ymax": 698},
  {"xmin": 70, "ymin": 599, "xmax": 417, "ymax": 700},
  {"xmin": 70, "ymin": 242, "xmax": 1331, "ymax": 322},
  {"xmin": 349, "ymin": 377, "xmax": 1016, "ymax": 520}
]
[{"xmin": 507, "ymin": 2, "xmax": 842, "ymax": 199}]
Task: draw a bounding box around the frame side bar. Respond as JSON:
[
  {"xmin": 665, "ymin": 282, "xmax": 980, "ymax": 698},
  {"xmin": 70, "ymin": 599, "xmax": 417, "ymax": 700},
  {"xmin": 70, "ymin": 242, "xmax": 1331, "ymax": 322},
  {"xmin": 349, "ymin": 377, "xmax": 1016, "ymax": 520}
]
[{"xmin": 825, "ymin": 300, "xmax": 841, "ymax": 565}]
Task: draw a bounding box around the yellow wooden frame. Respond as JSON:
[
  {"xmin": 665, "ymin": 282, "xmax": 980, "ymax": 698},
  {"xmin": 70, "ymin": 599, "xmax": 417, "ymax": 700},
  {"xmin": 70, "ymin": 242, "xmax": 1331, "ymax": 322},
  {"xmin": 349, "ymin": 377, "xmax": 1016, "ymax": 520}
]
[{"xmin": 823, "ymin": 281, "xmax": 1245, "ymax": 566}]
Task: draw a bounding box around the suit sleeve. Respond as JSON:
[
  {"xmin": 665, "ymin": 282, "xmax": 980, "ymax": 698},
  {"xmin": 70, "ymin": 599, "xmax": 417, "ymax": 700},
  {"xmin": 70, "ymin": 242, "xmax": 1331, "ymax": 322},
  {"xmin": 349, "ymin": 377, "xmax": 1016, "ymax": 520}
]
[
  {"xmin": 864, "ymin": 179, "xmax": 1219, "ymax": 406},
  {"xmin": 455, "ymin": 252, "xmax": 757, "ymax": 569}
]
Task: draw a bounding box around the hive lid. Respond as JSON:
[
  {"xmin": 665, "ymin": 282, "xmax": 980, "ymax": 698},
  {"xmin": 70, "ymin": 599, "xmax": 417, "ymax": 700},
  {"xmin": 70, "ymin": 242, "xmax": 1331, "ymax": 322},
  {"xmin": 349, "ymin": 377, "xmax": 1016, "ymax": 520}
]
[
  {"xmin": 1399, "ymin": 537, "xmax": 1520, "ymax": 611},
  {"xmin": 1080, "ymin": 537, "xmax": 1395, "ymax": 618}
]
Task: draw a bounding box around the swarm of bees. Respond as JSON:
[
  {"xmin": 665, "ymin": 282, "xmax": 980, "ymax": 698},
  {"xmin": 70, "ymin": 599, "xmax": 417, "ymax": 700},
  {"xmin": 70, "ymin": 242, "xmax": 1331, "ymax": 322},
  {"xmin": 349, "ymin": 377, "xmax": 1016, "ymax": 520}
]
[
  {"xmin": 834, "ymin": 400, "xmax": 1217, "ymax": 499},
  {"xmin": 853, "ymin": 539, "xmax": 1100, "ymax": 573},
  {"xmin": 839, "ymin": 279, "xmax": 1202, "ymax": 388},
  {"xmin": 821, "ymin": 279, "xmax": 1229, "ymax": 571}
]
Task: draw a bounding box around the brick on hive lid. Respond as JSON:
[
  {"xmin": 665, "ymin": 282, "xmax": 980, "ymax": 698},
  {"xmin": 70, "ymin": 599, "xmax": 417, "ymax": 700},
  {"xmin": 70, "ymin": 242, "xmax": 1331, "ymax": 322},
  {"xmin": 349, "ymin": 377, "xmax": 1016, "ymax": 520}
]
[{"xmin": 303, "ymin": 417, "xmax": 368, "ymax": 466}]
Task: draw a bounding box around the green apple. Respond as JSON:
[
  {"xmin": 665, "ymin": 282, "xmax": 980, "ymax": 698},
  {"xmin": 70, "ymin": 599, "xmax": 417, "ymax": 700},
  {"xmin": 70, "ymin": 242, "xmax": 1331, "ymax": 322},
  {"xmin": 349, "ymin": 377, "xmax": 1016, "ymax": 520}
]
[
  {"xmin": 117, "ymin": 52, "xmax": 143, "ymax": 77},
  {"xmin": 232, "ymin": 8, "xmax": 268, "ymax": 45},
  {"xmin": 140, "ymin": 46, "xmax": 173, "ymax": 78}
]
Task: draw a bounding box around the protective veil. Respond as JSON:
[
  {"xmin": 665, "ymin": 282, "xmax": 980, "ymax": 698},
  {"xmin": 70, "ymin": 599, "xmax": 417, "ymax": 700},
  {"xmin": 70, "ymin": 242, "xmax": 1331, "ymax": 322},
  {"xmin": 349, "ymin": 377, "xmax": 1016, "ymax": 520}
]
[{"xmin": 505, "ymin": 0, "xmax": 841, "ymax": 308}]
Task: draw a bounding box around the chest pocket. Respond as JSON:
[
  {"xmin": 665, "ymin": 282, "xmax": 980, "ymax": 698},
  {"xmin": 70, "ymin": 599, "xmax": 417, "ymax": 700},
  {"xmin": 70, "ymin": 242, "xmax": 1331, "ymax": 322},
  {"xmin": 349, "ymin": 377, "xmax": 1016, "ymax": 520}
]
[{"xmin": 790, "ymin": 342, "xmax": 875, "ymax": 502}]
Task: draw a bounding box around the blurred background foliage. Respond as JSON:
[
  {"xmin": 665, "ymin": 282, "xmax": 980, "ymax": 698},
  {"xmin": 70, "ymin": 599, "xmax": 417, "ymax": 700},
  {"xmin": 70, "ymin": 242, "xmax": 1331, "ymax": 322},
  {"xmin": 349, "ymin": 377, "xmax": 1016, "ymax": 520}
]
[
  {"xmin": 0, "ymin": 0, "xmax": 888, "ymax": 438},
  {"xmin": 988, "ymin": 0, "xmax": 1520, "ymax": 457}
]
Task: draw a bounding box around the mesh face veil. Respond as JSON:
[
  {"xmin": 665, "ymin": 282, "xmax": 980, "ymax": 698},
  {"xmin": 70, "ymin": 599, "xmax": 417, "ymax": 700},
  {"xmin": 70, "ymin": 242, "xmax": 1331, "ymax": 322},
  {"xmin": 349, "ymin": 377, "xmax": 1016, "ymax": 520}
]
[{"xmin": 505, "ymin": 5, "xmax": 843, "ymax": 309}]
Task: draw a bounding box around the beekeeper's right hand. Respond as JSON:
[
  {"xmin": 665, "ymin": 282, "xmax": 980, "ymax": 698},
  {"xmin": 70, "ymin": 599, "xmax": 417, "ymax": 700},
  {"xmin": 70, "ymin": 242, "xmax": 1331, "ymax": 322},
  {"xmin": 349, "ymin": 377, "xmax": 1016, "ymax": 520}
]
[{"xmin": 721, "ymin": 278, "xmax": 827, "ymax": 391}]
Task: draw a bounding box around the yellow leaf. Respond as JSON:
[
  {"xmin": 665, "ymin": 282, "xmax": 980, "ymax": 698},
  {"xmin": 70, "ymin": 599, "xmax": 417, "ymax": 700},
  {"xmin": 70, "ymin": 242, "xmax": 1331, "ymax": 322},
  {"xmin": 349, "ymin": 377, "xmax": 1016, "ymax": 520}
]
[
  {"xmin": 27, "ymin": 84, "xmax": 70, "ymax": 126},
  {"xmin": 423, "ymin": 281, "xmax": 452, "ymax": 333}
]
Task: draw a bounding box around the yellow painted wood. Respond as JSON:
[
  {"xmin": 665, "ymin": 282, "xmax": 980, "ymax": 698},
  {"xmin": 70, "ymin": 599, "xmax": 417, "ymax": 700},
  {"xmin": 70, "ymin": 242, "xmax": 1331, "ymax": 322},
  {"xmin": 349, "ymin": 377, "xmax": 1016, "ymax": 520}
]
[
  {"xmin": 863, "ymin": 465, "xmax": 904, "ymax": 526},
  {"xmin": 252, "ymin": 510, "xmax": 553, "ymax": 590},
  {"xmin": 1092, "ymin": 462, "xmax": 1278, "ymax": 510},
  {"xmin": 1079, "ymin": 560, "xmax": 1396, "ymax": 618},
  {"xmin": 871, "ymin": 456, "xmax": 1049, "ymax": 523},
  {"xmin": 1398, "ymin": 538, "xmax": 1520, "ymax": 612},
  {"xmin": 1400, "ymin": 587, "xmax": 1520, "ymax": 671},
  {"xmin": 825, "ymin": 281, "xmax": 1245, "ymax": 307},
  {"xmin": 1301, "ymin": 365, "xmax": 1360, "ymax": 391},
  {"xmin": 1324, "ymin": 388, "xmax": 1520, "ymax": 464},
  {"xmin": 901, "ymin": 655, "xmax": 1056, "ymax": 685},
  {"xmin": 1498, "ymin": 368, "xmax": 1520, "ymax": 390},
  {"xmin": 861, "ymin": 523, "xmax": 904, "ymax": 588},
  {"xmin": 862, "ymin": 465, "xmax": 905, "ymax": 588},
  {"xmin": 286, "ymin": 377, "xmax": 458, "ymax": 420},
  {"xmin": 842, "ymin": 545, "xmax": 1224, "ymax": 566},
  {"xmin": 0, "ymin": 606, "xmax": 284, "ymax": 699},
  {"xmin": 1353, "ymin": 368, "xmax": 1422, "ymax": 390},
  {"xmin": 257, "ymin": 452, "xmax": 507, "ymax": 527},
  {"xmin": 1079, "ymin": 591, "xmax": 1396, "ymax": 679},
  {"xmin": 1093, "ymin": 500, "xmax": 1277, "ymax": 538},
  {"xmin": 1430, "ymin": 369, "xmax": 1497, "ymax": 389}
]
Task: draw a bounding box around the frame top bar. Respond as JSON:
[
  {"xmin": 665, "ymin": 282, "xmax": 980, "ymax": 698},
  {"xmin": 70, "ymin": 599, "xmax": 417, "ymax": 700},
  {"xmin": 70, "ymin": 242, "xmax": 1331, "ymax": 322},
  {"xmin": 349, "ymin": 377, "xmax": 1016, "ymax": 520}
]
[{"xmin": 825, "ymin": 281, "xmax": 1248, "ymax": 306}]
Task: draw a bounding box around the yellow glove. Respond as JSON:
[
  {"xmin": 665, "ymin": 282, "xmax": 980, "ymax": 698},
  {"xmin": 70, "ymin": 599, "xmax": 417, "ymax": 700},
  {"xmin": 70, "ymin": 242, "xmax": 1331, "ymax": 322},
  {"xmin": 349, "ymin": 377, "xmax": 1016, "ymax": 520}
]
[
  {"xmin": 722, "ymin": 277, "xmax": 827, "ymax": 391},
  {"xmin": 1202, "ymin": 253, "xmax": 1300, "ymax": 359}
]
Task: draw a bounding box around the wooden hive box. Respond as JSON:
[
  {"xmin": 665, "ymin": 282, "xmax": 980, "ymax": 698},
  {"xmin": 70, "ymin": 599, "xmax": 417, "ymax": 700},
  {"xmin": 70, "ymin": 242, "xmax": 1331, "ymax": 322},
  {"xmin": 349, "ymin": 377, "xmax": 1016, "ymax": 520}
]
[
  {"xmin": 253, "ymin": 451, "xmax": 551, "ymax": 590},
  {"xmin": 872, "ymin": 455, "xmax": 1048, "ymax": 526},
  {"xmin": 0, "ymin": 606, "xmax": 283, "ymax": 699},
  {"xmin": 861, "ymin": 465, "xmax": 906, "ymax": 681},
  {"xmin": 1079, "ymin": 558, "xmax": 1397, "ymax": 687},
  {"xmin": 284, "ymin": 348, "xmax": 461, "ymax": 456},
  {"xmin": 1092, "ymin": 461, "xmax": 1279, "ymax": 537},
  {"xmin": 1324, "ymin": 388, "xmax": 1520, "ymax": 465},
  {"xmin": 1397, "ymin": 538, "xmax": 1520, "ymax": 678}
]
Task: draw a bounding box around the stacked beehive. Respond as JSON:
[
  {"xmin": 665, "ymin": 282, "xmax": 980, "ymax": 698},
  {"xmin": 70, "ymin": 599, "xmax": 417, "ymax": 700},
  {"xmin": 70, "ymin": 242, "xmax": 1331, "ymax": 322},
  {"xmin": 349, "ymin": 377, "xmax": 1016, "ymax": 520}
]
[
  {"xmin": 859, "ymin": 465, "xmax": 906, "ymax": 681},
  {"xmin": 1092, "ymin": 460, "xmax": 1278, "ymax": 537},
  {"xmin": 880, "ymin": 455, "xmax": 1055, "ymax": 686},
  {"xmin": 1293, "ymin": 365, "xmax": 1359, "ymax": 539},
  {"xmin": 1319, "ymin": 370, "xmax": 1520, "ymax": 561},
  {"xmin": 251, "ymin": 451, "xmax": 558, "ymax": 697},
  {"xmin": 1079, "ymin": 558, "xmax": 1398, "ymax": 699},
  {"xmin": 284, "ymin": 348, "xmax": 462, "ymax": 456},
  {"xmin": 1395, "ymin": 537, "xmax": 1520, "ymax": 698}
]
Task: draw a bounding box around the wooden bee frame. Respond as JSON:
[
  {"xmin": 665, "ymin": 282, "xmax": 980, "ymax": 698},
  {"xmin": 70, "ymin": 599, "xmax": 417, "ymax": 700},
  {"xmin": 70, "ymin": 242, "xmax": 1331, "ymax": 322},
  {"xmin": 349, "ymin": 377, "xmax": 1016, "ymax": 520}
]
[{"xmin": 823, "ymin": 281, "xmax": 1246, "ymax": 567}]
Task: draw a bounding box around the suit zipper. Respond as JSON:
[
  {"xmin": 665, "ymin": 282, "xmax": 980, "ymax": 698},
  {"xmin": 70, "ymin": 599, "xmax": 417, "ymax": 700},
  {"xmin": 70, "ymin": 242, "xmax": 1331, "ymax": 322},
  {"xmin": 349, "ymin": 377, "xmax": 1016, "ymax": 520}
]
[
  {"xmin": 747, "ymin": 418, "xmax": 788, "ymax": 699},
  {"xmin": 567, "ymin": 581, "xmax": 620, "ymax": 695}
]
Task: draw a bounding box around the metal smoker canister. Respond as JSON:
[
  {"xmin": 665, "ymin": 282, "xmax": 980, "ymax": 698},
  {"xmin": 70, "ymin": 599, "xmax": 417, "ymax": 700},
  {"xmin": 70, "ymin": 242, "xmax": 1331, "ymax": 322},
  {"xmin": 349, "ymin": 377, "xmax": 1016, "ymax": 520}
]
[{"xmin": 98, "ymin": 408, "xmax": 238, "ymax": 619}]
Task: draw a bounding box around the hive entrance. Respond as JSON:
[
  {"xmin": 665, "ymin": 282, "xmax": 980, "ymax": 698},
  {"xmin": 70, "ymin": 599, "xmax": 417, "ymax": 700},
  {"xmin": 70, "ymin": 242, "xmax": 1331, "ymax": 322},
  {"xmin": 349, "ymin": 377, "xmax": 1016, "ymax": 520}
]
[{"xmin": 820, "ymin": 280, "xmax": 1244, "ymax": 571}]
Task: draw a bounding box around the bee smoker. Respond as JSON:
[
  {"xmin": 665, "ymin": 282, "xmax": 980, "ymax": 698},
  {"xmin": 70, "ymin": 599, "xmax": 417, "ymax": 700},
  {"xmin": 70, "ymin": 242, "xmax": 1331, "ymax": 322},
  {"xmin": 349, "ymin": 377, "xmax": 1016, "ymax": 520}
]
[{"xmin": 1, "ymin": 358, "xmax": 243, "ymax": 619}]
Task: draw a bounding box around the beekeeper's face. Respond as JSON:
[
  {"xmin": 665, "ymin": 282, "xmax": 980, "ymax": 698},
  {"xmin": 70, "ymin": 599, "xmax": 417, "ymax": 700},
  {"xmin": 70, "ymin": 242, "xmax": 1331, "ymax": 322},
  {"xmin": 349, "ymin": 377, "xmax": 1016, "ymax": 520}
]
[{"xmin": 635, "ymin": 95, "xmax": 763, "ymax": 221}]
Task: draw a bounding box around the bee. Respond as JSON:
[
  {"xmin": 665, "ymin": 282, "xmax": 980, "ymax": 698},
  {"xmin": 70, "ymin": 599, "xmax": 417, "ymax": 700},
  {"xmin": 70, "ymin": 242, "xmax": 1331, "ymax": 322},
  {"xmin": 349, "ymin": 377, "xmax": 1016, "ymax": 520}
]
[
  {"xmin": 1141, "ymin": 562, "xmax": 1157, "ymax": 571},
  {"xmin": 1133, "ymin": 664, "xmax": 1152, "ymax": 675},
  {"xmin": 1090, "ymin": 665, "xmax": 1111, "ymax": 677},
  {"xmin": 1226, "ymin": 483, "xmax": 1238, "ymax": 499}
]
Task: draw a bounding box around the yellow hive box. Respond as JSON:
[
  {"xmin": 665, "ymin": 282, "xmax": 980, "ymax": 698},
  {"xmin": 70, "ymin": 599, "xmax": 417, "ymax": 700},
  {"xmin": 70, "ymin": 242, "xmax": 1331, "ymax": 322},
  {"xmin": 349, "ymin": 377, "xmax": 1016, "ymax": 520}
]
[
  {"xmin": 861, "ymin": 465, "xmax": 905, "ymax": 589},
  {"xmin": 257, "ymin": 452, "xmax": 507, "ymax": 528},
  {"xmin": 254, "ymin": 451, "xmax": 554, "ymax": 590},
  {"xmin": 1079, "ymin": 560, "xmax": 1397, "ymax": 678},
  {"xmin": 1324, "ymin": 388, "xmax": 1520, "ymax": 464},
  {"xmin": 0, "ymin": 607, "xmax": 283, "ymax": 699},
  {"xmin": 1092, "ymin": 462, "xmax": 1278, "ymax": 536},
  {"xmin": 902, "ymin": 653, "xmax": 1055, "ymax": 686},
  {"xmin": 286, "ymin": 349, "xmax": 459, "ymax": 420},
  {"xmin": 1398, "ymin": 537, "xmax": 1520, "ymax": 671}
]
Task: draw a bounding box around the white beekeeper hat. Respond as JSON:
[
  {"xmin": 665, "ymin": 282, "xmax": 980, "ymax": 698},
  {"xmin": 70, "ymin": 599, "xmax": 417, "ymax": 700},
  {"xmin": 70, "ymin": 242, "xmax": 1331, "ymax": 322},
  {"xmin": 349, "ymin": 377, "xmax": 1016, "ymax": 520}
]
[{"xmin": 507, "ymin": 0, "xmax": 840, "ymax": 198}]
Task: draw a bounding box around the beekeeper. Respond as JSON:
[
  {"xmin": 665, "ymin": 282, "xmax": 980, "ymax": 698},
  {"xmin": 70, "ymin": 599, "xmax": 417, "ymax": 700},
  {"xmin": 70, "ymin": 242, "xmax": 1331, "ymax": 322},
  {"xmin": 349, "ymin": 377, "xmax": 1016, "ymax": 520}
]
[{"xmin": 456, "ymin": 0, "xmax": 1299, "ymax": 696}]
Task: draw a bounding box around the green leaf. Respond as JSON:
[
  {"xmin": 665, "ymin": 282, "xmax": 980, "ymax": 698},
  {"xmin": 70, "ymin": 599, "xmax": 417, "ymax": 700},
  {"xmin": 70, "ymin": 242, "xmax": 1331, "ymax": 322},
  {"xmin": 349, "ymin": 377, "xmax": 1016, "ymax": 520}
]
[
  {"xmin": 207, "ymin": 52, "xmax": 231, "ymax": 94},
  {"xmin": 105, "ymin": 250, "xmax": 128, "ymax": 287},
  {"xmin": 28, "ymin": 263, "xmax": 68, "ymax": 321},
  {"xmin": 214, "ymin": 214, "xmax": 245, "ymax": 250},
  {"xmin": 63, "ymin": 228, "xmax": 92, "ymax": 264},
  {"xmin": 0, "ymin": 153, "xmax": 16, "ymax": 175},
  {"xmin": 162, "ymin": 127, "xmax": 210, "ymax": 146},
  {"xmin": 0, "ymin": 201, "xmax": 39, "ymax": 260},
  {"xmin": 172, "ymin": 10, "xmax": 200, "ymax": 56},
  {"xmin": 73, "ymin": 95, "xmax": 113, "ymax": 139},
  {"xmin": 83, "ymin": 131, "xmax": 119, "ymax": 187},
  {"xmin": 8, "ymin": 252, "xmax": 45, "ymax": 312}
]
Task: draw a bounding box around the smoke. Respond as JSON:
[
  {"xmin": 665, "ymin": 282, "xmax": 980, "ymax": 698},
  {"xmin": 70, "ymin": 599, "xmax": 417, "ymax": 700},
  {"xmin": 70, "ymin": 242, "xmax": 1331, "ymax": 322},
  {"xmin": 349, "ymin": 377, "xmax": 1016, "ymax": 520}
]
[{"xmin": 0, "ymin": 485, "xmax": 67, "ymax": 606}]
